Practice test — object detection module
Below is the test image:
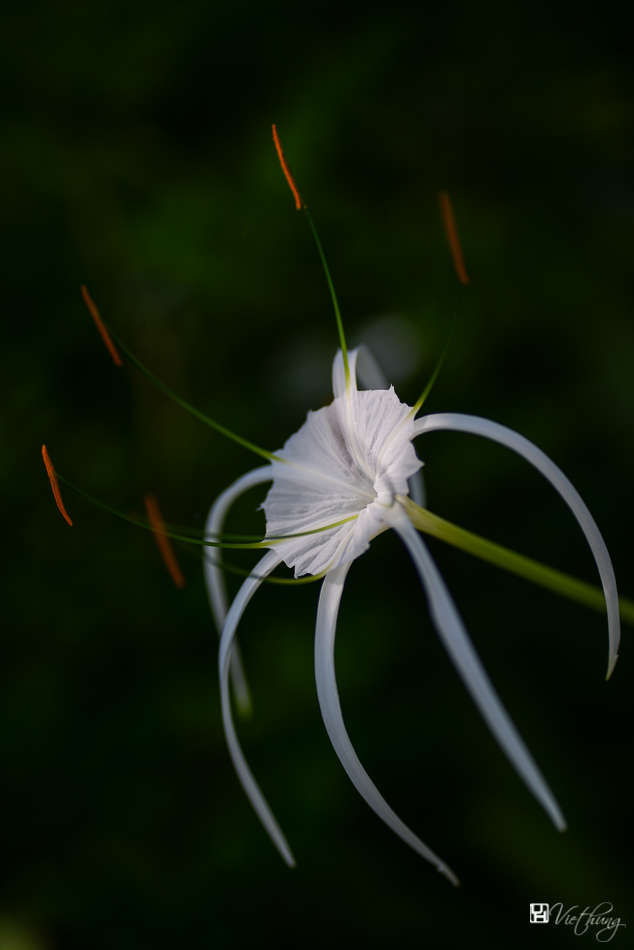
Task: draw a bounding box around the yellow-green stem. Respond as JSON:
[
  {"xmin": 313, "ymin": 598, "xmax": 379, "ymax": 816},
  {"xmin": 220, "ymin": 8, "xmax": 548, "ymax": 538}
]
[{"xmin": 403, "ymin": 497, "xmax": 634, "ymax": 624}]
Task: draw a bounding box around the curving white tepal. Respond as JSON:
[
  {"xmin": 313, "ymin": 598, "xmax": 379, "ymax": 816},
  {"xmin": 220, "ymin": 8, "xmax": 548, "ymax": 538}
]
[{"xmin": 204, "ymin": 347, "xmax": 620, "ymax": 881}]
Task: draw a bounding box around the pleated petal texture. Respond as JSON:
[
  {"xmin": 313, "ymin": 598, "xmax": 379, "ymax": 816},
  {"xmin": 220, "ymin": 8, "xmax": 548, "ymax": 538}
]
[{"xmin": 263, "ymin": 349, "xmax": 422, "ymax": 576}]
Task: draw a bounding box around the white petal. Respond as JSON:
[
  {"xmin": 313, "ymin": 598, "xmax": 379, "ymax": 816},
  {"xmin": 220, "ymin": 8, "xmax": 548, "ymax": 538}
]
[
  {"xmin": 204, "ymin": 466, "xmax": 273, "ymax": 714},
  {"xmin": 218, "ymin": 549, "xmax": 296, "ymax": 866},
  {"xmin": 355, "ymin": 344, "xmax": 426, "ymax": 507},
  {"xmin": 314, "ymin": 564, "xmax": 460, "ymax": 884},
  {"xmin": 383, "ymin": 503, "xmax": 566, "ymax": 831},
  {"xmin": 414, "ymin": 413, "xmax": 620, "ymax": 677},
  {"xmin": 264, "ymin": 386, "xmax": 422, "ymax": 576}
]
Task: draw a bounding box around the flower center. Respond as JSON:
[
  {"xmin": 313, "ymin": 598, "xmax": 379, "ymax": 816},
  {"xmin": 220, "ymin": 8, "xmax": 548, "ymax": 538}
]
[{"xmin": 373, "ymin": 489, "xmax": 395, "ymax": 509}]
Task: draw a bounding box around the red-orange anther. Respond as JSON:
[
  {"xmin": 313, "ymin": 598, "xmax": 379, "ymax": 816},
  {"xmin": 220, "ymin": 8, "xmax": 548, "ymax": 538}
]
[
  {"xmin": 438, "ymin": 191, "xmax": 470, "ymax": 285},
  {"xmin": 144, "ymin": 493, "xmax": 186, "ymax": 589},
  {"xmin": 272, "ymin": 124, "xmax": 304, "ymax": 211},
  {"xmin": 42, "ymin": 445, "xmax": 73, "ymax": 526},
  {"xmin": 81, "ymin": 285, "xmax": 123, "ymax": 367}
]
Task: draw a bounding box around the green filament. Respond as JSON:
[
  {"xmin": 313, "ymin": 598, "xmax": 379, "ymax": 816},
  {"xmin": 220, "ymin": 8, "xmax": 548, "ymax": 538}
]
[
  {"xmin": 411, "ymin": 289, "xmax": 458, "ymax": 415},
  {"xmin": 57, "ymin": 473, "xmax": 359, "ymax": 548},
  {"xmin": 58, "ymin": 475, "xmax": 268, "ymax": 549},
  {"xmin": 304, "ymin": 209, "xmax": 350, "ymax": 389},
  {"xmin": 106, "ymin": 326, "xmax": 281, "ymax": 463}
]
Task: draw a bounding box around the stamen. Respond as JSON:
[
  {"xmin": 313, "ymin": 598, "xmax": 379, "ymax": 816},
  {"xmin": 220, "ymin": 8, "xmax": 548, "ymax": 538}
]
[
  {"xmin": 271, "ymin": 124, "xmax": 350, "ymax": 386},
  {"xmin": 438, "ymin": 191, "xmax": 470, "ymax": 285},
  {"xmin": 42, "ymin": 445, "xmax": 73, "ymax": 525},
  {"xmin": 144, "ymin": 493, "xmax": 187, "ymax": 588},
  {"xmin": 81, "ymin": 285, "xmax": 123, "ymax": 367},
  {"xmin": 272, "ymin": 124, "xmax": 304, "ymax": 210},
  {"xmin": 305, "ymin": 211, "xmax": 351, "ymax": 388}
]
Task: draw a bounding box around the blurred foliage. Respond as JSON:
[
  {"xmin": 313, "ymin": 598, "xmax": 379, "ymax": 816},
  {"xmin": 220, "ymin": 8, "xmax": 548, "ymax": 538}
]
[{"xmin": 1, "ymin": 1, "xmax": 633, "ymax": 947}]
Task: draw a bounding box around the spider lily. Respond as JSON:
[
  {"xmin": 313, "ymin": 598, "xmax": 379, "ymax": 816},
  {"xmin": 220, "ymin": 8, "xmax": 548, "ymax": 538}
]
[
  {"xmin": 47, "ymin": 133, "xmax": 622, "ymax": 887},
  {"xmin": 204, "ymin": 345, "xmax": 620, "ymax": 885}
]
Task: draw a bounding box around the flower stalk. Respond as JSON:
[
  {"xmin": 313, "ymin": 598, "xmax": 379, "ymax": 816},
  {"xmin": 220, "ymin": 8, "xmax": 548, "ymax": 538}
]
[{"xmin": 405, "ymin": 498, "xmax": 634, "ymax": 628}]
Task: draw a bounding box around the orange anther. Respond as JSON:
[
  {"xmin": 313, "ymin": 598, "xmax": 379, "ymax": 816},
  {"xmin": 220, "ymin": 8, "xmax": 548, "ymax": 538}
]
[
  {"xmin": 272, "ymin": 124, "xmax": 304, "ymax": 211},
  {"xmin": 42, "ymin": 445, "xmax": 73, "ymax": 526},
  {"xmin": 144, "ymin": 493, "xmax": 186, "ymax": 589},
  {"xmin": 81, "ymin": 285, "xmax": 123, "ymax": 367},
  {"xmin": 438, "ymin": 191, "xmax": 470, "ymax": 285}
]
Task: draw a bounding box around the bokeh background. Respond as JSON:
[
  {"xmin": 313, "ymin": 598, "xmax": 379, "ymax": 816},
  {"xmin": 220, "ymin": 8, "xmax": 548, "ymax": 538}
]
[{"xmin": 2, "ymin": 1, "xmax": 632, "ymax": 947}]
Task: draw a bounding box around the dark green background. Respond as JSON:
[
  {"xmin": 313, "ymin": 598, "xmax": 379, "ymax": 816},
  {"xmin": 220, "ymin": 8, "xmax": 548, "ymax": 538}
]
[{"xmin": 2, "ymin": 1, "xmax": 632, "ymax": 947}]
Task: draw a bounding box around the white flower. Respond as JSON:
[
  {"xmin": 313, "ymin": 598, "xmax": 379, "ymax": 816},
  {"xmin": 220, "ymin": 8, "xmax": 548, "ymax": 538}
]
[{"xmin": 204, "ymin": 346, "xmax": 620, "ymax": 885}]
